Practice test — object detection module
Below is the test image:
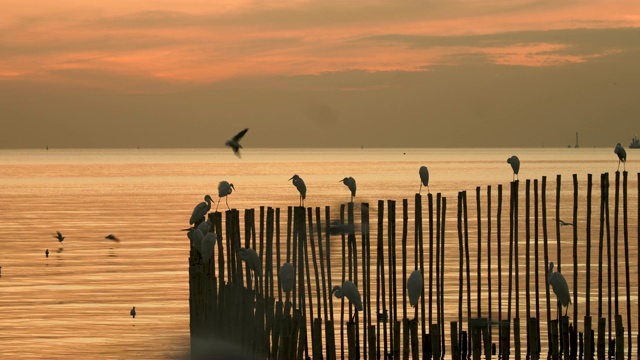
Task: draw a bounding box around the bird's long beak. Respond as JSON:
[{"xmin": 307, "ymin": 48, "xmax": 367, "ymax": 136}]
[
  {"xmin": 231, "ymin": 184, "xmax": 236, "ymax": 190},
  {"xmin": 288, "ymin": 176, "xmax": 294, "ymax": 181}
]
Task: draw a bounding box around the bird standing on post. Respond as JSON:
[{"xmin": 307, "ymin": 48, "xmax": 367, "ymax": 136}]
[
  {"xmin": 332, "ymin": 280, "xmax": 363, "ymax": 323},
  {"xmin": 340, "ymin": 176, "xmax": 357, "ymax": 203},
  {"xmin": 239, "ymin": 247, "xmax": 262, "ymax": 289},
  {"xmin": 548, "ymin": 261, "xmax": 571, "ymax": 319},
  {"xmin": 225, "ymin": 128, "xmax": 249, "ymax": 158},
  {"xmin": 190, "ymin": 194, "xmax": 213, "ymax": 226},
  {"xmin": 614, "ymin": 143, "xmax": 626, "ymax": 171},
  {"xmin": 507, "ymin": 155, "xmax": 520, "ymax": 181},
  {"xmin": 279, "ymin": 262, "xmax": 294, "ymax": 295},
  {"xmin": 289, "ymin": 174, "xmax": 306, "ymax": 207},
  {"xmin": 419, "ymin": 166, "xmax": 429, "ymax": 194},
  {"xmin": 216, "ymin": 181, "xmax": 235, "ymax": 211},
  {"xmin": 407, "ymin": 269, "xmax": 424, "ymax": 316}
]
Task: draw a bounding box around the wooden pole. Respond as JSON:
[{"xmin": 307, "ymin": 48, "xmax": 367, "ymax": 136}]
[
  {"xmin": 514, "ymin": 180, "xmax": 521, "ymax": 360},
  {"xmin": 436, "ymin": 192, "xmax": 443, "ymax": 357},
  {"xmin": 388, "ymin": 199, "xmax": 399, "ymax": 359},
  {"xmin": 534, "ymin": 179, "xmax": 541, "ymax": 355},
  {"xmin": 402, "ymin": 198, "xmax": 409, "ymax": 360},
  {"xmin": 556, "ymin": 175, "xmax": 562, "ymax": 273},
  {"xmin": 525, "ymin": 179, "xmax": 532, "ymax": 358},
  {"xmin": 362, "ymin": 203, "xmax": 372, "ymax": 360},
  {"xmin": 457, "ymin": 192, "xmax": 464, "ymax": 360},
  {"xmin": 476, "ymin": 187, "xmax": 482, "ymax": 320},
  {"xmin": 542, "ymin": 176, "xmax": 552, "ymax": 357},
  {"xmin": 487, "ymin": 185, "xmax": 493, "ymax": 333},
  {"xmin": 604, "ymin": 173, "xmax": 612, "ymax": 349},
  {"xmin": 585, "ymin": 174, "xmax": 593, "ymax": 360},
  {"xmin": 497, "ymin": 184, "xmax": 504, "ymax": 358},
  {"xmin": 426, "ymin": 193, "xmax": 432, "ymax": 359},
  {"xmin": 613, "ymin": 171, "xmax": 620, "ymax": 320},
  {"xmin": 439, "ymin": 196, "xmax": 446, "ymax": 355},
  {"xmin": 572, "ymin": 174, "xmax": 579, "ymax": 330},
  {"xmin": 377, "ymin": 200, "xmax": 387, "ymax": 358},
  {"xmin": 622, "ymin": 171, "xmax": 631, "ymax": 357},
  {"xmin": 325, "ymin": 205, "xmax": 337, "ymax": 360}
]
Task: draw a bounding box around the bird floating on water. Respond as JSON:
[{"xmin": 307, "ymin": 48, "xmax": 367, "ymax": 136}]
[
  {"xmin": 130, "ymin": 306, "xmax": 136, "ymax": 319},
  {"xmin": 54, "ymin": 231, "xmax": 65, "ymax": 243},
  {"xmin": 340, "ymin": 177, "xmax": 356, "ymax": 203},
  {"xmin": 105, "ymin": 234, "xmax": 120, "ymax": 242},
  {"xmin": 289, "ymin": 174, "xmax": 307, "ymax": 207},
  {"xmin": 614, "ymin": 143, "xmax": 626, "ymax": 172},
  {"xmin": 190, "ymin": 194, "xmax": 213, "ymax": 226},
  {"xmin": 332, "ymin": 280, "xmax": 363, "ymax": 323},
  {"xmin": 548, "ymin": 261, "xmax": 571, "ymax": 319},
  {"xmin": 225, "ymin": 128, "xmax": 249, "ymax": 158},
  {"xmin": 507, "ymin": 155, "xmax": 520, "ymax": 181},
  {"xmin": 419, "ymin": 166, "xmax": 429, "ymax": 194},
  {"xmin": 216, "ymin": 181, "xmax": 235, "ymax": 211}
]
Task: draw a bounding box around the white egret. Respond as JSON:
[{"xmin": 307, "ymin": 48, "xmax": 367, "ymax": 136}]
[
  {"xmin": 197, "ymin": 219, "xmax": 212, "ymax": 235},
  {"xmin": 201, "ymin": 232, "xmax": 217, "ymax": 263},
  {"xmin": 216, "ymin": 181, "xmax": 235, "ymax": 211},
  {"xmin": 614, "ymin": 143, "xmax": 626, "ymax": 171},
  {"xmin": 289, "ymin": 174, "xmax": 306, "ymax": 207},
  {"xmin": 407, "ymin": 269, "xmax": 424, "ymax": 312},
  {"xmin": 238, "ymin": 247, "xmax": 262, "ymax": 277},
  {"xmin": 187, "ymin": 228, "xmax": 204, "ymax": 253},
  {"xmin": 507, "ymin": 155, "xmax": 520, "ymax": 181},
  {"xmin": 279, "ymin": 262, "xmax": 294, "ymax": 294},
  {"xmin": 548, "ymin": 261, "xmax": 571, "ymax": 318},
  {"xmin": 54, "ymin": 231, "xmax": 65, "ymax": 243},
  {"xmin": 332, "ymin": 280, "xmax": 363, "ymax": 322},
  {"xmin": 340, "ymin": 177, "xmax": 357, "ymax": 203},
  {"xmin": 130, "ymin": 306, "xmax": 136, "ymax": 319},
  {"xmin": 225, "ymin": 128, "xmax": 249, "ymax": 158},
  {"xmin": 419, "ymin": 166, "xmax": 429, "ymax": 194},
  {"xmin": 190, "ymin": 195, "xmax": 213, "ymax": 225},
  {"xmin": 105, "ymin": 234, "xmax": 120, "ymax": 242}
]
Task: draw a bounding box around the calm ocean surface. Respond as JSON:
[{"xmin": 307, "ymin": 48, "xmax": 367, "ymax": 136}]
[{"xmin": 0, "ymin": 147, "xmax": 638, "ymax": 359}]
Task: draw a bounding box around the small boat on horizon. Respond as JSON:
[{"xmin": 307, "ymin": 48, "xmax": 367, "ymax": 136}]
[{"xmin": 630, "ymin": 135, "xmax": 640, "ymax": 149}]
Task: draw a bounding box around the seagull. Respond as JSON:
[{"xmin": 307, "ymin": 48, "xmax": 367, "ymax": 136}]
[
  {"xmin": 614, "ymin": 143, "xmax": 626, "ymax": 171},
  {"xmin": 225, "ymin": 128, "xmax": 249, "ymax": 158},
  {"xmin": 216, "ymin": 181, "xmax": 235, "ymax": 211},
  {"xmin": 507, "ymin": 155, "xmax": 520, "ymax": 181},
  {"xmin": 54, "ymin": 231, "xmax": 65, "ymax": 243},
  {"xmin": 130, "ymin": 306, "xmax": 136, "ymax": 318},
  {"xmin": 105, "ymin": 234, "xmax": 120, "ymax": 242},
  {"xmin": 289, "ymin": 174, "xmax": 307, "ymax": 207}
]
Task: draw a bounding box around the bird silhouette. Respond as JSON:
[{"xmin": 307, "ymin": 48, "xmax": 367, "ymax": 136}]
[
  {"xmin": 190, "ymin": 195, "xmax": 213, "ymax": 226},
  {"xmin": 201, "ymin": 232, "xmax": 217, "ymax": 263},
  {"xmin": 130, "ymin": 306, "xmax": 136, "ymax": 319},
  {"xmin": 279, "ymin": 262, "xmax": 294, "ymax": 294},
  {"xmin": 419, "ymin": 166, "xmax": 429, "ymax": 194},
  {"xmin": 216, "ymin": 181, "xmax": 235, "ymax": 212},
  {"xmin": 105, "ymin": 234, "xmax": 120, "ymax": 242},
  {"xmin": 548, "ymin": 261, "xmax": 571, "ymax": 319},
  {"xmin": 45, "ymin": 249, "xmax": 49, "ymax": 258},
  {"xmin": 614, "ymin": 143, "xmax": 626, "ymax": 171},
  {"xmin": 340, "ymin": 177, "xmax": 357, "ymax": 203},
  {"xmin": 332, "ymin": 280, "xmax": 363, "ymax": 322},
  {"xmin": 407, "ymin": 269, "xmax": 424, "ymax": 315},
  {"xmin": 54, "ymin": 231, "xmax": 65, "ymax": 243},
  {"xmin": 187, "ymin": 228, "xmax": 204, "ymax": 253},
  {"xmin": 225, "ymin": 128, "xmax": 249, "ymax": 158},
  {"xmin": 239, "ymin": 247, "xmax": 262, "ymax": 289},
  {"xmin": 554, "ymin": 218, "xmax": 574, "ymax": 226},
  {"xmin": 289, "ymin": 174, "xmax": 307, "ymax": 207},
  {"xmin": 507, "ymin": 155, "xmax": 520, "ymax": 181}
]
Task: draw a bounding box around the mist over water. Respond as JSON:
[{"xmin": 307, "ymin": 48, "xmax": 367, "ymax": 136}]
[{"xmin": 0, "ymin": 147, "xmax": 637, "ymax": 358}]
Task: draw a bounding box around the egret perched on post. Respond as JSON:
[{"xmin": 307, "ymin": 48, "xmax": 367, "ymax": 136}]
[
  {"xmin": 332, "ymin": 280, "xmax": 363, "ymax": 322},
  {"xmin": 548, "ymin": 261, "xmax": 571, "ymax": 319},
  {"xmin": 289, "ymin": 174, "xmax": 306, "ymax": 207},
  {"xmin": 54, "ymin": 231, "xmax": 65, "ymax": 244},
  {"xmin": 507, "ymin": 155, "xmax": 520, "ymax": 181},
  {"xmin": 614, "ymin": 143, "xmax": 626, "ymax": 171},
  {"xmin": 279, "ymin": 262, "xmax": 294, "ymax": 294},
  {"xmin": 201, "ymin": 232, "xmax": 217, "ymax": 263},
  {"xmin": 190, "ymin": 194, "xmax": 213, "ymax": 226},
  {"xmin": 216, "ymin": 181, "xmax": 235, "ymax": 211},
  {"xmin": 407, "ymin": 269, "xmax": 424, "ymax": 313},
  {"xmin": 419, "ymin": 166, "xmax": 429, "ymax": 194},
  {"xmin": 340, "ymin": 177, "xmax": 357, "ymax": 203},
  {"xmin": 225, "ymin": 128, "xmax": 249, "ymax": 158},
  {"xmin": 187, "ymin": 228, "xmax": 204, "ymax": 253},
  {"xmin": 239, "ymin": 247, "xmax": 262, "ymax": 277}
]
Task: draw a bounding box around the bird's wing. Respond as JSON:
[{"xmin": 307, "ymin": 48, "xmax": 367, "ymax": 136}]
[{"xmin": 232, "ymin": 128, "xmax": 249, "ymax": 142}]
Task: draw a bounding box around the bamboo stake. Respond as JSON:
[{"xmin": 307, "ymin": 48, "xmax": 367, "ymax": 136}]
[
  {"xmin": 614, "ymin": 171, "xmax": 620, "ymax": 319},
  {"xmin": 377, "ymin": 200, "xmax": 387, "ymax": 358},
  {"xmin": 362, "ymin": 203, "xmax": 371, "ymax": 360},
  {"xmin": 497, "ymin": 184, "xmax": 504, "ymax": 358},
  {"xmin": 514, "ymin": 180, "xmax": 521, "ymax": 360},
  {"xmin": 439, "ymin": 196, "xmax": 446, "ymax": 355},
  {"xmin": 436, "ymin": 192, "xmax": 442, "ymax": 357},
  {"xmin": 487, "ymin": 185, "xmax": 493, "ymax": 332},
  {"xmin": 556, "ymin": 175, "xmax": 562, "ymax": 273},
  {"xmin": 622, "ymin": 171, "xmax": 631, "ymax": 357},
  {"xmin": 457, "ymin": 192, "xmax": 464, "ymax": 359},
  {"xmin": 402, "ymin": 198, "xmax": 409, "ymax": 360},
  {"xmin": 542, "ymin": 176, "xmax": 552, "ymax": 357},
  {"xmin": 388, "ymin": 199, "xmax": 398, "ymax": 359},
  {"xmin": 526, "ymin": 179, "xmax": 531, "ymax": 358},
  {"xmin": 476, "ymin": 186, "xmax": 482, "ymax": 319}
]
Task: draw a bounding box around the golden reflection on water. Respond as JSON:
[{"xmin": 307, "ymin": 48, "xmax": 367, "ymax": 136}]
[{"xmin": 0, "ymin": 148, "xmax": 638, "ymax": 358}]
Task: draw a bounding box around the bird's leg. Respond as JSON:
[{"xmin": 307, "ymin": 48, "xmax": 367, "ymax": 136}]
[
  {"xmin": 226, "ymin": 197, "xmax": 230, "ymax": 210},
  {"xmin": 419, "ymin": 183, "xmax": 422, "ymax": 195},
  {"xmin": 215, "ymin": 199, "xmax": 220, "ymax": 212}
]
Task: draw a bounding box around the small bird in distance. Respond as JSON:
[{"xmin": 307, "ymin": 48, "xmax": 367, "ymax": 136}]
[
  {"xmin": 105, "ymin": 234, "xmax": 120, "ymax": 242},
  {"xmin": 54, "ymin": 231, "xmax": 65, "ymax": 243},
  {"xmin": 225, "ymin": 128, "xmax": 249, "ymax": 158},
  {"xmin": 130, "ymin": 306, "xmax": 136, "ymax": 318}
]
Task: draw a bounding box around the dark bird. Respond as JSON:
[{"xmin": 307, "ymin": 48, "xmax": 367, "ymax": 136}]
[
  {"xmin": 614, "ymin": 143, "xmax": 626, "ymax": 171},
  {"xmin": 190, "ymin": 194, "xmax": 213, "ymax": 226},
  {"xmin": 289, "ymin": 174, "xmax": 307, "ymax": 207},
  {"xmin": 225, "ymin": 128, "xmax": 249, "ymax": 158},
  {"xmin": 340, "ymin": 176, "xmax": 357, "ymax": 203},
  {"xmin": 555, "ymin": 218, "xmax": 574, "ymax": 226},
  {"xmin": 105, "ymin": 234, "xmax": 120, "ymax": 242},
  {"xmin": 216, "ymin": 181, "xmax": 235, "ymax": 211},
  {"xmin": 130, "ymin": 306, "xmax": 136, "ymax": 318},
  {"xmin": 548, "ymin": 262, "xmax": 571, "ymax": 319},
  {"xmin": 332, "ymin": 281, "xmax": 363, "ymax": 322},
  {"xmin": 419, "ymin": 166, "xmax": 429, "ymax": 194},
  {"xmin": 45, "ymin": 249, "xmax": 49, "ymax": 258},
  {"xmin": 54, "ymin": 231, "xmax": 65, "ymax": 243},
  {"xmin": 507, "ymin": 155, "xmax": 520, "ymax": 181},
  {"xmin": 279, "ymin": 262, "xmax": 294, "ymax": 294},
  {"xmin": 407, "ymin": 269, "xmax": 424, "ymax": 312}
]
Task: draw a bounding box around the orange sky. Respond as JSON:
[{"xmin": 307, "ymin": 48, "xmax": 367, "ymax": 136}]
[{"xmin": 1, "ymin": 1, "xmax": 640, "ymax": 148}]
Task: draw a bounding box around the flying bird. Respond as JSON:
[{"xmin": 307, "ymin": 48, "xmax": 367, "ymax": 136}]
[
  {"xmin": 54, "ymin": 231, "xmax": 65, "ymax": 243},
  {"xmin": 614, "ymin": 143, "xmax": 626, "ymax": 171},
  {"xmin": 105, "ymin": 234, "xmax": 120, "ymax": 242},
  {"xmin": 419, "ymin": 166, "xmax": 429, "ymax": 194},
  {"xmin": 225, "ymin": 128, "xmax": 249, "ymax": 158},
  {"xmin": 130, "ymin": 306, "xmax": 136, "ymax": 319},
  {"xmin": 289, "ymin": 174, "xmax": 307, "ymax": 207},
  {"xmin": 507, "ymin": 155, "xmax": 520, "ymax": 181},
  {"xmin": 279, "ymin": 262, "xmax": 294, "ymax": 294},
  {"xmin": 332, "ymin": 280, "xmax": 363, "ymax": 323},
  {"xmin": 548, "ymin": 261, "xmax": 571, "ymax": 319},
  {"xmin": 216, "ymin": 181, "xmax": 235, "ymax": 211},
  {"xmin": 190, "ymin": 194, "xmax": 213, "ymax": 226},
  {"xmin": 407, "ymin": 269, "xmax": 424, "ymax": 314},
  {"xmin": 340, "ymin": 177, "xmax": 357, "ymax": 203}
]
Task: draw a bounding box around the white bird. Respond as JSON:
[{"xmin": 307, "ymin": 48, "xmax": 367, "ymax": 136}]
[
  {"xmin": 340, "ymin": 177, "xmax": 357, "ymax": 203},
  {"xmin": 54, "ymin": 231, "xmax": 65, "ymax": 243},
  {"xmin": 105, "ymin": 234, "xmax": 120, "ymax": 242},
  {"xmin": 225, "ymin": 128, "xmax": 249, "ymax": 158},
  {"xmin": 279, "ymin": 262, "xmax": 294, "ymax": 294},
  {"xmin": 216, "ymin": 181, "xmax": 235, "ymax": 212},
  {"xmin": 187, "ymin": 228, "xmax": 204, "ymax": 253},
  {"xmin": 201, "ymin": 232, "xmax": 217, "ymax": 263},
  {"xmin": 190, "ymin": 194, "xmax": 213, "ymax": 225},
  {"xmin": 507, "ymin": 155, "xmax": 520, "ymax": 181},
  {"xmin": 130, "ymin": 306, "xmax": 136, "ymax": 319},
  {"xmin": 614, "ymin": 143, "xmax": 626, "ymax": 171},
  {"xmin": 196, "ymin": 219, "xmax": 212, "ymax": 235},
  {"xmin": 238, "ymin": 247, "xmax": 262, "ymax": 277},
  {"xmin": 419, "ymin": 166, "xmax": 429, "ymax": 194},
  {"xmin": 407, "ymin": 269, "xmax": 424, "ymax": 312},
  {"xmin": 548, "ymin": 261, "xmax": 571, "ymax": 318},
  {"xmin": 289, "ymin": 174, "xmax": 306, "ymax": 207},
  {"xmin": 332, "ymin": 280, "xmax": 363, "ymax": 322}
]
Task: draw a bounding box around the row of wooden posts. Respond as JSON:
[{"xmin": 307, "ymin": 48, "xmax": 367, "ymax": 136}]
[{"xmin": 188, "ymin": 171, "xmax": 639, "ymax": 359}]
